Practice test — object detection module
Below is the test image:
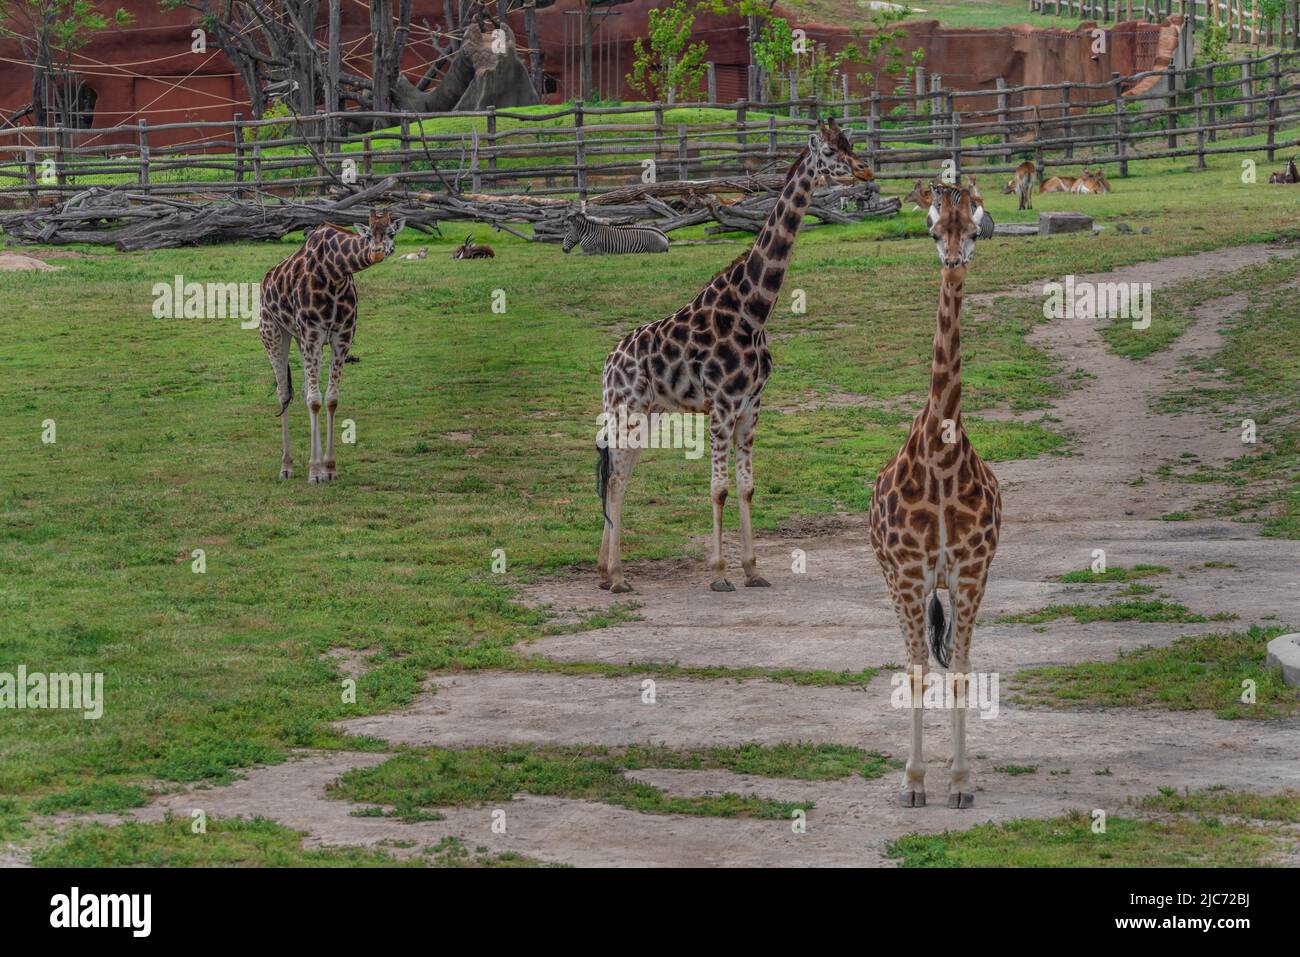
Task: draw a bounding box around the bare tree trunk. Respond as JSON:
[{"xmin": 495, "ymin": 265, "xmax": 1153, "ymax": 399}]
[
  {"xmin": 326, "ymin": 0, "xmax": 341, "ymax": 132},
  {"xmin": 581, "ymin": 2, "xmax": 594, "ymax": 101},
  {"xmin": 524, "ymin": 0, "xmax": 543, "ymax": 96}
]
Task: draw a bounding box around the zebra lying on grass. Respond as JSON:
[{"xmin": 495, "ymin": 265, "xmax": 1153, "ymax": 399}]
[{"xmin": 560, "ymin": 212, "xmax": 669, "ymax": 255}]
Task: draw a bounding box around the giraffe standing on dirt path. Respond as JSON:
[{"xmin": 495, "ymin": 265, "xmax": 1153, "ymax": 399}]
[
  {"xmin": 596, "ymin": 118, "xmax": 874, "ymax": 593},
  {"xmin": 869, "ymin": 183, "xmax": 1000, "ymax": 810},
  {"xmin": 259, "ymin": 210, "xmax": 404, "ymax": 483}
]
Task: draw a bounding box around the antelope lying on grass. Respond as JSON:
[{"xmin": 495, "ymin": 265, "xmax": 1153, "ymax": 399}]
[
  {"xmin": 1269, "ymin": 159, "xmax": 1299, "ymax": 183},
  {"xmin": 453, "ymin": 236, "xmax": 495, "ymax": 259}
]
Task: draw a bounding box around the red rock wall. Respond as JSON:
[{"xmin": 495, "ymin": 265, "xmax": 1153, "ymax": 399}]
[{"xmin": 0, "ymin": 0, "xmax": 1176, "ymax": 149}]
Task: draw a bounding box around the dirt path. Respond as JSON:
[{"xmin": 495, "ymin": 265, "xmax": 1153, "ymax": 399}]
[{"xmin": 30, "ymin": 244, "xmax": 1300, "ymax": 868}]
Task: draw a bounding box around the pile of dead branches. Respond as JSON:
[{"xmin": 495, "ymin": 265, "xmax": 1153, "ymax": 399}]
[{"xmin": 0, "ymin": 173, "xmax": 898, "ymax": 251}]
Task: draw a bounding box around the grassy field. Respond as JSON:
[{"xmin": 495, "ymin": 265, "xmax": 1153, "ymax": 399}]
[{"xmin": 1, "ymin": 137, "xmax": 1298, "ymax": 862}]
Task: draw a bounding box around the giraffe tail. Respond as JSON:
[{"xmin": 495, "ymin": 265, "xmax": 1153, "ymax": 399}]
[
  {"xmin": 926, "ymin": 592, "xmax": 954, "ymax": 670},
  {"xmin": 596, "ymin": 441, "xmax": 612, "ymax": 525},
  {"xmin": 276, "ymin": 362, "xmax": 293, "ymax": 417}
]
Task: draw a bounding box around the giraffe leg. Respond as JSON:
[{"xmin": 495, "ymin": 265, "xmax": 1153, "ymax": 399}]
[
  {"xmin": 708, "ymin": 409, "xmax": 735, "ymax": 592},
  {"xmin": 300, "ymin": 337, "xmax": 326, "ymax": 484},
  {"xmin": 947, "ymin": 571, "xmax": 987, "ymax": 809},
  {"xmin": 603, "ymin": 444, "xmax": 641, "ymax": 594},
  {"xmin": 891, "ymin": 578, "xmax": 929, "ymax": 807},
  {"xmin": 323, "ymin": 334, "xmax": 351, "ymax": 482},
  {"xmin": 261, "ymin": 323, "xmax": 294, "ymax": 479},
  {"xmin": 734, "ymin": 409, "xmax": 768, "ymax": 587}
]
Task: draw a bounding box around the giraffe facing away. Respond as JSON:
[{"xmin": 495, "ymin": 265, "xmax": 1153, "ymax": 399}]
[
  {"xmin": 259, "ymin": 209, "xmax": 404, "ymax": 483},
  {"xmin": 596, "ymin": 118, "xmax": 874, "ymax": 593},
  {"xmin": 869, "ymin": 183, "xmax": 1000, "ymax": 809}
]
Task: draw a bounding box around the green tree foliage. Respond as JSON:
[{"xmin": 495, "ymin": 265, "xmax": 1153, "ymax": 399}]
[{"xmin": 627, "ymin": 0, "xmax": 710, "ymax": 102}]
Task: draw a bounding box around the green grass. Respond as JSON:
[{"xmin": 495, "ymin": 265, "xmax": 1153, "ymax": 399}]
[
  {"xmin": 886, "ymin": 808, "xmax": 1282, "ymax": 867},
  {"xmin": 30, "ymin": 816, "xmax": 543, "ymax": 867},
  {"xmin": 1014, "ymin": 626, "xmax": 1300, "ymax": 718},
  {"xmin": 1057, "ymin": 564, "xmax": 1169, "ymax": 583},
  {"xmin": 3, "ymin": 136, "xmax": 1300, "ymax": 860},
  {"xmin": 329, "ymin": 743, "xmax": 882, "ymax": 820},
  {"xmin": 1141, "ymin": 787, "xmax": 1300, "ymax": 823},
  {"xmin": 1150, "ymin": 274, "xmax": 1300, "ymax": 537},
  {"xmin": 1000, "ymin": 597, "xmax": 1217, "ymax": 624},
  {"xmin": 993, "ymin": 764, "xmax": 1038, "ymax": 776}
]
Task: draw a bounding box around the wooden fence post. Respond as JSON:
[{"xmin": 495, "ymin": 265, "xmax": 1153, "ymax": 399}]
[
  {"xmin": 947, "ymin": 91, "xmax": 961, "ymax": 177},
  {"xmin": 653, "ymin": 101, "xmax": 664, "ymax": 158},
  {"xmin": 1194, "ymin": 90, "xmax": 1206, "ymax": 168},
  {"xmin": 252, "ymin": 140, "xmax": 263, "ymax": 200},
  {"xmin": 138, "ymin": 117, "xmax": 150, "ymax": 193},
  {"xmin": 1112, "ymin": 72, "xmax": 1128, "ymax": 176},
  {"xmin": 55, "ymin": 125, "xmax": 66, "ymax": 189},
  {"xmin": 1205, "ymin": 65, "xmax": 1217, "ymax": 143},
  {"xmin": 997, "ymin": 76, "xmax": 1012, "ymax": 164},
  {"xmin": 1062, "ymin": 82, "xmax": 1074, "ymax": 160},
  {"xmin": 25, "ymin": 147, "xmax": 38, "ymax": 208},
  {"xmin": 736, "ymin": 99, "xmax": 748, "ymax": 171},
  {"xmin": 233, "ymin": 113, "xmax": 244, "ymax": 200},
  {"xmin": 400, "ymin": 114, "xmax": 412, "ymax": 182},
  {"xmin": 575, "ymin": 100, "xmax": 587, "ymax": 202},
  {"xmin": 930, "ymin": 73, "xmax": 942, "ymax": 144},
  {"xmin": 677, "ymin": 123, "xmax": 689, "ymax": 180},
  {"xmin": 869, "ymin": 91, "xmax": 882, "ymax": 173},
  {"xmin": 484, "ymin": 109, "xmax": 496, "ymax": 187},
  {"xmin": 1267, "ymin": 51, "xmax": 1280, "ymax": 161},
  {"xmin": 1166, "ymin": 74, "xmax": 1178, "ymax": 150},
  {"xmin": 1242, "ymin": 61, "xmax": 1254, "ymax": 136},
  {"xmin": 767, "ymin": 114, "xmax": 777, "ymax": 164},
  {"xmin": 363, "ymin": 134, "xmax": 374, "ymax": 189}
]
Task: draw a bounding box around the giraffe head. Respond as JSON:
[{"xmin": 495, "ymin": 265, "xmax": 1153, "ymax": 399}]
[
  {"xmin": 803, "ymin": 117, "xmax": 874, "ymax": 185},
  {"xmin": 925, "ymin": 182, "xmax": 993, "ymax": 272},
  {"xmin": 355, "ymin": 210, "xmax": 405, "ymax": 263}
]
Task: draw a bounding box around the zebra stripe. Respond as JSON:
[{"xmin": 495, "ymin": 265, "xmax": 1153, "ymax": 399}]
[{"xmin": 561, "ymin": 214, "xmax": 669, "ymax": 255}]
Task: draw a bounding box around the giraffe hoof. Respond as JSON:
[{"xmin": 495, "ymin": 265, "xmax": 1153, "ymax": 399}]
[
  {"xmin": 744, "ymin": 576, "xmax": 771, "ymax": 588},
  {"xmin": 279, "ymin": 468, "xmax": 293, "ymax": 480},
  {"xmin": 710, "ymin": 579, "xmax": 735, "ymax": 593},
  {"xmin": 948, "ymin": 792, "xmax": 974, "ymax": 809},
  {"xmin": 597, "ymin": 580, "xmax": 612, "ymax": 591},
  {"xmin": 609, "ymin": 582, "xmax": 633, "ymax": 594},
  {"xmin": 901, "ymin": 790, "xmax": 926, "ymax": 808},
  {"xmin": 308, "ymin": 474, "xmax": 324, "ymax": 485}
]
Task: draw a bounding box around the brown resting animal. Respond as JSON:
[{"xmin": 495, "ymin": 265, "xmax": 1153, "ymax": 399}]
[{"xmin": 453, "ymin": 236, "xmax": 495, "ymax": 259}]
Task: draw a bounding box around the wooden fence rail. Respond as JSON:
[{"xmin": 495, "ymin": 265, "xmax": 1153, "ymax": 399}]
[{"xmin": 3, "ymin": 48, "xmax": 1300, "ymax": 207}]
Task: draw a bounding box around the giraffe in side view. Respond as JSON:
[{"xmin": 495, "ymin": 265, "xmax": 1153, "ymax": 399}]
[
  {"xmin": 597, "ymin": 118, "xmax": 873, "ymax": 593},
  {"xmin": 259, "ymin": 210, "xmax": 404, "ymax": 483},
  {"xmin": 869, "ymin": 183, "xmax": 1000, "ymax": 810}
]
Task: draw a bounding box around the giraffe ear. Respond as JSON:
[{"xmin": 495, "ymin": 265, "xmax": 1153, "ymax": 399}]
[
  {"xmin": 972, "ymin": 204, "xmax": 995, "ymax": 240},
  {"xmin": 388, "ymin": 217, "xmax": 406, "ymax": 236},
  {"xmin": 355, "ymin": 224, "xmax": 372, "ymax": 239},
  {"xmin": 807, "ymin": 132, "xmax": 821, "ymax": 152}
]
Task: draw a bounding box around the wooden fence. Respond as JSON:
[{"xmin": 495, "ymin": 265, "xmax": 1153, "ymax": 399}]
[
  {"xmin": 3, "ymin": 48, "xmax": 1300, "ymax": 208},
  {"xmin": 1031, "ymin": 0, "xmax": 1300, "ymax": 46}
]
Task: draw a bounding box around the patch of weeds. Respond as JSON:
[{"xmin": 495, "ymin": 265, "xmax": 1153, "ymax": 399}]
[
  {"xmin": 1014, "ymin": 626, "xmax": 1299, "ymax": 718},
  {"xmin": 1139, "ymin": 788, "xmax": 1300, "ymax": 823},
  {"xmin": 31, "ymin": 815, "xmax": 541, "ymax": 868},
  {"xmin": 329, "ymin": 744, "xmax": 860, "ymax": 821},
  {"xmin": 1057, "ymin": 564, "xmax": 1169, "ymax": 583},
  {"xmin": 886, "ymin": 809, "xmax": 1279, "ymax": 867},
  {"xmin": 1001, "ymin": 598, "xmax": 1212, "ymax": 624},
  {"xmin": 512, "ymin": 656, "xmax": 878, "ymax": 687},
  {"xmin": 994, "ymin": 764, "xmax": 1038, "ymax": 776},
  {"xmin": 32, "ymin": 783, "xmax": 149, "ymax": 815}
]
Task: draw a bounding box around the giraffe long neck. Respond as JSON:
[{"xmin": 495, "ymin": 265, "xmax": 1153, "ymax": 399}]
[
  {"xmin": 313, "ymin": 230, "xmax": 377, "ymax": 280},
  {"xmin": 738, "ymin": 151, "xmax": 818, "ymax": 323},
  {"xmin": 928, "ymin": 270, "xmax": 964, "ymax": 427}
]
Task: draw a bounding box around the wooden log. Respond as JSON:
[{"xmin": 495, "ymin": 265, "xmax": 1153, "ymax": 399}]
[{"xmin": 1038, "ymin": 211, "xmax": 1094, "ymax": 235}]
